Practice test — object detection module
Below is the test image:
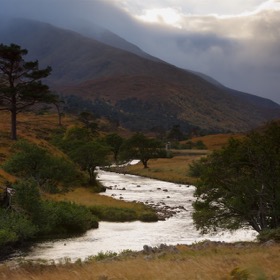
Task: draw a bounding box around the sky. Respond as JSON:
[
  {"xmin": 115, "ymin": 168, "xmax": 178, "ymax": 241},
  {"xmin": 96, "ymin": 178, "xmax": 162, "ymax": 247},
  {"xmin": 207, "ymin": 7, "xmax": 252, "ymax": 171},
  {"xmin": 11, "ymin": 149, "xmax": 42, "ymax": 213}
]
[{"xmin": 1, "ymin": 0, "xmax": 280, "ymax": 103}]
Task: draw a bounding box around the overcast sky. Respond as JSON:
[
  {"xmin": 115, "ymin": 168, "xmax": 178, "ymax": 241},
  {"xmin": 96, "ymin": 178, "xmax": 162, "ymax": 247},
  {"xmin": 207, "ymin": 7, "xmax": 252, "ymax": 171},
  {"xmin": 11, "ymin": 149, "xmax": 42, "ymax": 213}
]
[{"xmin": 2, "ymin": 0, "xmax": 280, "ymax": 103}]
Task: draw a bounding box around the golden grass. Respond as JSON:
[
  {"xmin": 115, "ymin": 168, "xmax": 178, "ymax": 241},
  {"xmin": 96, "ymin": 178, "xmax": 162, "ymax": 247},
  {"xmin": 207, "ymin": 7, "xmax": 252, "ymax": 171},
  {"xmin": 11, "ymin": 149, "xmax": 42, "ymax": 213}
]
[
  {"xmin": 44, "ymin": 187, "xmax": 149, "ymax": 212},
  {"xmin": 0, "ymin": 111, "xmax": 78, "ymax": 184},
  {"xmin": 1, "ymin": 244, "xmax": 280, "ymax": 279},
  {"xmin": 189, "ymin": 133, "xmax": 244, "ymax": 150},
  {"xmin": 119, "ymin": 154, "xmax": 205, "ymax": 185}
]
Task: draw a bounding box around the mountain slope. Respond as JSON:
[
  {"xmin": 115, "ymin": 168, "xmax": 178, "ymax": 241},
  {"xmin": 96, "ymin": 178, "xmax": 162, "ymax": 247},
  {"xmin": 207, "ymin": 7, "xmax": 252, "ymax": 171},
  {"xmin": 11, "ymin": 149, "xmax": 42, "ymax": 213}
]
[{"xmin": 1, "ymin": 18, "xmax": 280, "ymax": 133}]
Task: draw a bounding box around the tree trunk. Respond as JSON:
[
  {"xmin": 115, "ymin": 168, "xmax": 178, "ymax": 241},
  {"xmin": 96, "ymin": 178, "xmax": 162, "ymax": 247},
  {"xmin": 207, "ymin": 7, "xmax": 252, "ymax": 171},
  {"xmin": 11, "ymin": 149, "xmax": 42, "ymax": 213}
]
[
  {"xmin": 10, "ymin": 108, "xmax": 17, "ymax": 140},
  {"xmin": 142, "ymin": 159, "xmax": 149, "ymax": 168}
]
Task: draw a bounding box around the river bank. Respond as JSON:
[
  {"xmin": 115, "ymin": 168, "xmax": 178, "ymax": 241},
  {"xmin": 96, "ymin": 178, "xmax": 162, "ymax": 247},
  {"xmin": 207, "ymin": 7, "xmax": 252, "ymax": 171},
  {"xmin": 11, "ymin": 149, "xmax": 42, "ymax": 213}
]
[
  {"xmin": 2, "ymin": 241, "xmax": 280, "ymax": 279},
  {"xmin": 11, "ymin": 170, "xmax": 256, "ymax": 263}
]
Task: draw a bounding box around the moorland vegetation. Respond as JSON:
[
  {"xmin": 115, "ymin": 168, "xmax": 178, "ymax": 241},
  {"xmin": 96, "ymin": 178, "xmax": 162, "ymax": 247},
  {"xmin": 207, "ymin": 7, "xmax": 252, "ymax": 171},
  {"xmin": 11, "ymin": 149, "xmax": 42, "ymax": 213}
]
[{"xmin": 1, "ymin": 43, "xmax": 280, "ymax": 279}]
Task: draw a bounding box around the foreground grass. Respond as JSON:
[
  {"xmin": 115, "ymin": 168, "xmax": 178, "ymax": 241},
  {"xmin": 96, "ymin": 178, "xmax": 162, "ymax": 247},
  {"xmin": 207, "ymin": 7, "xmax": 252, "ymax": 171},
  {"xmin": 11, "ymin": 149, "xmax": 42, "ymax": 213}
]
[{"xmin": 1, "ymin": 243, "xmax": 280, "ymax": 279}]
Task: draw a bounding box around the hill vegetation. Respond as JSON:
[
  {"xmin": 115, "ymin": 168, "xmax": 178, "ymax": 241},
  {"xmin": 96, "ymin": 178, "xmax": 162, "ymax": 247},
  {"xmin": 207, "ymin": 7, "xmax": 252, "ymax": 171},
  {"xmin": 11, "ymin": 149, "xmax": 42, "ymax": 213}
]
[
  {"xmin": 0, "ymin": 111, "xmax": 158, "ymax": 257},
  {"xmin": 1, "ymin": 18, "xmax": 280, "ymax": 134},
  {"xmin": 0, "ymin": 111, "xmax": 279, "ymax": 279}
]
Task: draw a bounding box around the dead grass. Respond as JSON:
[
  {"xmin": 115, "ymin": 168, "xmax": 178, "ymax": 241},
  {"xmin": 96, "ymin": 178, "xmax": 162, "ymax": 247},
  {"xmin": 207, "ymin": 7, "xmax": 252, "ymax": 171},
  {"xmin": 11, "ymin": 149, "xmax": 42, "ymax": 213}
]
[
  {"xmin": 1, "ymin": 243, "xmax": 280, "ymax": 279},
  {"xmin": 0, "ymin": 111, "xmax": 78, "ymax": 184},
  {"xmin": 44, "ymin": 187, "xmax": 149, "ymax": 212},
  {"xmin": 118, "ymin": 154, "xmax": 205, "ymax": 185},
  {"xmin": 189, "ymin": 133, "xmax": 244, "ymax": 150}
]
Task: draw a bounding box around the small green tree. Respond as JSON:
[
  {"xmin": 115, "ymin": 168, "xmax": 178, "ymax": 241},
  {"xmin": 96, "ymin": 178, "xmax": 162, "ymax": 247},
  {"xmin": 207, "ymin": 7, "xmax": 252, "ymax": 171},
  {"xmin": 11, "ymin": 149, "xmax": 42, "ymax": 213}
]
[
  {"xmin": 167, "ymin": 124, "xmax": 185, "ymax": 141},
  {"xmin": 191, "ymin": 122, "xmax": 280, "ymax": 234},
  {"xmin": 70, "ymin": 140, "xmax": 110, "ymax": 184},
  {"xmin": 79, "ymin": 111, "xmax": 99, "ymax": 135},
  {"xmin": 105, "ymin": 133, "xmax": 124, "ymax": 163},
  {"xmin": 121, "ymin": 133, "xmax": 165, "ymax": 168},
  {"xmin": 3, "ymin": 140, "xmax": 81, "ymax": 190},
  {"xmin": 0, "ymin": 43, "xmax": 57, "ymax": 140}
]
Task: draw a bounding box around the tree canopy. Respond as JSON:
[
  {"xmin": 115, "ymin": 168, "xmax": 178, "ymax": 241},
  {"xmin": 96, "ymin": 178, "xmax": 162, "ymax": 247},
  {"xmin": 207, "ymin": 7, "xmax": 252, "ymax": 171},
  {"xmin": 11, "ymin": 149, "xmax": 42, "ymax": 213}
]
[
  {"xmin": 69, "ymin": 140, "xmax": 110, "ymax": 184},
  {"xmin": 2, "ymin": 140, "xmax": 81, "ymax": 192},
  {"xmin": 191, "ymin": 122, "xmax": 280, "ymax": 234},
  {"xmin": 0, "ymin": 43, "xmax": 56, "ymax": 140},
  {"xmin": 105, "ymin": 133, "xmax": 124, "ymax": 163},
  {"xmin": 121, "ymin": 133, "xmax": 165, "ymax": 168}
]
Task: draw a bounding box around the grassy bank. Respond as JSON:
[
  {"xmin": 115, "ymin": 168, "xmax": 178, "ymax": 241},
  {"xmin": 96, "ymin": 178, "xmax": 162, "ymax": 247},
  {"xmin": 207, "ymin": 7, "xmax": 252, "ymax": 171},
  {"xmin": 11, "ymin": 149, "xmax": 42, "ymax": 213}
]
[
  {"xmin": 1, "ymin": 242, "xmax": 279, "ymax": 279},
  {"xmin": 44, "ymin": 187, "xmax": 157, "ymax": 222},
  {"xmin": 110, "ymin": 151, "xmax": 207, "ymax": 185}
]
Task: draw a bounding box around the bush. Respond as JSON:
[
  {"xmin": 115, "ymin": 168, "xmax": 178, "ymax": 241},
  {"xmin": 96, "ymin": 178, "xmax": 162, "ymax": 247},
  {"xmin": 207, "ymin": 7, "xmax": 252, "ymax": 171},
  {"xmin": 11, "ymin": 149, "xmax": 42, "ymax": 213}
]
[
  {"xmin": 188, "ymin": 157, "xmax": 207, "ymax": 177},
  {"xmin": 3, "ymin": 140, "xmax": 83, "ymax": 191},
  {"xmin": 0, "ymin": 209, "xmax": 38, "ymax": 247},
  {"xmin": 139, "ymin": 211, "xmax": 158, "ymax": 222},
  {"xmin": 90, "ymin": 206, "xmax": 138, "ymax": 222},
  {"xmin": 257, "ymin": 228, "xmax": 280, "ymax": 243},
  {"xmin": 90, "ymin": 205, "xmax": 158, "ymax": 222},
  {"xmin": 0, "ymin": 229, "xmax": 17, "ymax": 247},
  {"xmin": 43, "ymin": 201, "xmax": 98, "ymax": 235},
  {"xmin": 13, "ymin": 180, "xmax": 98, "ymax": 236}
]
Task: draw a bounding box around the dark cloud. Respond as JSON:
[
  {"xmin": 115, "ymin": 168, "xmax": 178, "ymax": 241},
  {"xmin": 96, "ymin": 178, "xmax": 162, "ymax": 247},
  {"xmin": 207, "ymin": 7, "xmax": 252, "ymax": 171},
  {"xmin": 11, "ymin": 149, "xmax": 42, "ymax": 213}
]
[{"xmin": 1, "ymin": 0, "xmax": 279, "ymax": 103}]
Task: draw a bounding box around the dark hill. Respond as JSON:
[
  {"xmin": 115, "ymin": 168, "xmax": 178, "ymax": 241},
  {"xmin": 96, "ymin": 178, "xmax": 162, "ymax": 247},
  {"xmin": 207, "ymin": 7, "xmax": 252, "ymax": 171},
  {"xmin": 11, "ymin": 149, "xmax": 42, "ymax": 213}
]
[{"xmin": 1, "ymin": 18, "xmax": 280, "ymax": 133}]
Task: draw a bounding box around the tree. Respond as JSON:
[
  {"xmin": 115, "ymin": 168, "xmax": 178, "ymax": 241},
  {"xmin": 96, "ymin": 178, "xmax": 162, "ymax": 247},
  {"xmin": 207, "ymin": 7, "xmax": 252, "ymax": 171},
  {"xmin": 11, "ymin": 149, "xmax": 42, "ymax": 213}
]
[
  {"xmin": 191, "ymin": 122, "xmax": 280, "ymax": 234},
  {"xmin": 167, "ymin": 124, "xmax": 185, "ymax": 141},
  {"xmin": 70, "ymin": 140, "xmax": 110, "ymax": 184},
  {"xmin": 0, "ymin": 43, "xmax": 56, "ymax": 140},
  {"xmin": 79, "ymin": 111, "xmax": 99, "ymax": 135},
  {"xmin": 3, "ymin": 140, "xmax": 81, "ymax": 191},
  {"xmin": 52, "ymin": 94, "xmax": 65, "ymax": 126},
  {"xmin": 121, "ymin": 133, "xmax": 165, "ymax": 168},
  {"xmin": 105, "ymin": 133, "xmax": 124, "ymax": 163}
]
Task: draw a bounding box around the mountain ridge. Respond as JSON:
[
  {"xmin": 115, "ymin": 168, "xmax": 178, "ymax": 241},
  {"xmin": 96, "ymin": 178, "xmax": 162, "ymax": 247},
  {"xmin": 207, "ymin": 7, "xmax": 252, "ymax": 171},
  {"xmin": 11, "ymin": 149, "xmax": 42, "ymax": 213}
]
[{"xmin": 1, "ymin": 18, "xmax": 280, "ymax": 133}]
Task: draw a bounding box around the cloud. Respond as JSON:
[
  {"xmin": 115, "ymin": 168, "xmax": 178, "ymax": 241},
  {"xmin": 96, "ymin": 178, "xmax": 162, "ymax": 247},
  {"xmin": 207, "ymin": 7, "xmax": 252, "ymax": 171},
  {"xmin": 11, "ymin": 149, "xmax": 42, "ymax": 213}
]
[
  {"xmin": 120, "ymin": 0, "xmax": 268, "ymax": 16},
  {"xmin": 1, "ymin": 0, "xmax": 280, "ymax": 103}
]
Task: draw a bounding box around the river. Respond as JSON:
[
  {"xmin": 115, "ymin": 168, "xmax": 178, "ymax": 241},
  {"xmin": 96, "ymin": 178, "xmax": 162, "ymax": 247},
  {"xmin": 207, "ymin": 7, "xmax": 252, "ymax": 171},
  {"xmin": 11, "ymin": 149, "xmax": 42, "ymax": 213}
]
[{"xmin": 14, "ymin": 170, "xmax": 256, "ymax": 262}]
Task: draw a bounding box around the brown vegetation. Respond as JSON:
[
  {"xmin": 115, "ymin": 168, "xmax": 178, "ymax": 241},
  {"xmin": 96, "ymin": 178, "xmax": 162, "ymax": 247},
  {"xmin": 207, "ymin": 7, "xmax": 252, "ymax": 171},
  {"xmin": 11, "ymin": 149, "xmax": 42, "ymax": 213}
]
[
  {"xmin": 189, "ymin": 133, "xmax": 245, "ymax": 150},
  {"xmin": 44, "ymin": 187, "xmax": 152, "ymax": 213},
  {"xmin": 119, "ymin": 154, "xmax": 205, "ymax": 185},
  {"xmin": 1, "ymin": 111, "xmax": 279, "ymax": 279},
  {"xmin": 1, "ymin": 243, "xmax": 280, "ymax": 279}
]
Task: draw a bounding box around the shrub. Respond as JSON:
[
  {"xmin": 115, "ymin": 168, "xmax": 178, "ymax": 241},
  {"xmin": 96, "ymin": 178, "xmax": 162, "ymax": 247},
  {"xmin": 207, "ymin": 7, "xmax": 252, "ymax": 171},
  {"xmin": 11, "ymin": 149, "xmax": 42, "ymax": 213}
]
[
  {"xmin": 3, "ymin": 140, "xmax": 83, "ymax": 191},
  {"xmin": 43, "ymin": 201, "xmax": 99, "ymax": 235},
  {"xmin": 13, "ymin": 180, "xmax": 98, "ymax": 236},
  {"xmin": 86, "ymin": 251, "xmax": 118, "ymax": 262},
  {"xmin": 90, "ymin": 206, "xmax": 138, "ymax": 222},
  {"xmin": 0, "ymin": 209, "xmax": 38, "ymax": 247},
  {"xmin": 139, "ymin": 211, "xmax": 158, "ymax": 222},
  {"xmin": 257, "ymin": 228, "xmax": 280, "ymax": 243},
  {"xmin": 0, "ymin": 229, "xmax": 17, "ymax": 247}
]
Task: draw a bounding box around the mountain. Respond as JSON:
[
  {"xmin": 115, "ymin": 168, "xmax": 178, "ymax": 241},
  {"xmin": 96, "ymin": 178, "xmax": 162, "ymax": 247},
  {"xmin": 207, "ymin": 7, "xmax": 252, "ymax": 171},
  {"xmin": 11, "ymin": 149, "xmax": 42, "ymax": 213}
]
[
  {"xmin": 1, "ymin": 18, "xmax": 280, "ymax": 133},
  {"xmin": 71, "ymin": 21, "xmax": 161, "ymax": 62}
]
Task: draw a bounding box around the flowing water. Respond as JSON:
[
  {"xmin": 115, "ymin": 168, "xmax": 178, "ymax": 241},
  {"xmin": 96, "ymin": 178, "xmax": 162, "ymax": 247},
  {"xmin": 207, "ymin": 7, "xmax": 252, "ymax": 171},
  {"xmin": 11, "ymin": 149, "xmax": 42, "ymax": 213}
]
[{"xmin": 15, "ymin": 170, "xmax": 256, "ymax": 262}]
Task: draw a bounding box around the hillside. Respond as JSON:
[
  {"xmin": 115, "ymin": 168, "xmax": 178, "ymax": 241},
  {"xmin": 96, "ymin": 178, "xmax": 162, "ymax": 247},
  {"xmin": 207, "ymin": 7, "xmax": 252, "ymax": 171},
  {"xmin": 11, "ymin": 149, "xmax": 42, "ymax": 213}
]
[{"xmin": 1, "ymin": 18, "xmax": 280, "ymax": 133}]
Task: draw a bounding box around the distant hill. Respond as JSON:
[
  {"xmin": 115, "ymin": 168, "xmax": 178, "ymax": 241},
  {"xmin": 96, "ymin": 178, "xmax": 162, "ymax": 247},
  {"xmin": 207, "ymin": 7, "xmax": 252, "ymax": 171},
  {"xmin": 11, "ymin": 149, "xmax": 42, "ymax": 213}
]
[{"xmin": 1, "ymin": 18, "xmax": 280, "ymax": 133}]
